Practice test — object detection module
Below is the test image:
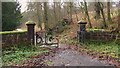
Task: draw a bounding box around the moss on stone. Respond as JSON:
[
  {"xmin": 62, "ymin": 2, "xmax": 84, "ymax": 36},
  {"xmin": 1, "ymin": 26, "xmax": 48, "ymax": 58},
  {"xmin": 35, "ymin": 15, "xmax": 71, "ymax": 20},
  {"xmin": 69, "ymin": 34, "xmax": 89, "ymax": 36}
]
[{"xmin": 25, "ymin": 21, "xmax": 35, "ymax": 25}]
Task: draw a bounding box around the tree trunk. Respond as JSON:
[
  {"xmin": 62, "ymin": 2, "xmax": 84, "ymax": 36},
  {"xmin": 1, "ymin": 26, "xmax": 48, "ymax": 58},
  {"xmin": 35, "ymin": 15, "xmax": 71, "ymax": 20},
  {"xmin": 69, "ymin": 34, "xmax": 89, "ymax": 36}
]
[
  {"xmin": 99, "ymin": 2, "xmax": 107, "ymax": 28},
  {"xmin": 36, "ymin": 3, "xmax": 42, "ymax": 30},
  {"xmin": 94, "ymin": 2, "xmax": 101, "ymax": 19},
  {"xmin": 67, "ymin": 6, "xmax": 70, "ymax": 19},
  {"xmin": 107, "ymin": 2, "xmax": 112, "ymax": 22},
  {"xmin": 117, "ymin": 14, "xmax": 120, "ymax": 31},
  {"xmin": 40, "ymin": 3, "xmax": 44, "ymax": 30},
  {"xmin": 44, "ymin": 2, "xmax": 48, "ymax": 30},
  {"xmin": 79, "ymin": 2, "xmax": 86, "ymax": 20},
  {"xmin": 44, "ymin": 2, "xmax": 48, "ymax": 44},
  {"xmin": 58, "ymin": 3, "xmax": 61, "ymax": 20},
  {"xmin": 74, "ymin": 9, "xmax": 79, "ymax": 21},
  {"xmin": 53, "ymin": 2, "xmax": 58, "ymax": 23},
  {"xmin": 69, "ymin": 2, "xmax": 73, "ymax": 22},
  {"xmin": 84, "ymin": 0, "xmax": 92, "ymax": 28},
  {"xmin": 65, "ymin": 2, "xmax": 70, "ymax": 20},
  {"xmin": 117, "ymin": 5, "xmax": 120, "ymax": 32},
  {"xmin": 112, "ymin": 6, "xmax": 120, "ymax": 33}
]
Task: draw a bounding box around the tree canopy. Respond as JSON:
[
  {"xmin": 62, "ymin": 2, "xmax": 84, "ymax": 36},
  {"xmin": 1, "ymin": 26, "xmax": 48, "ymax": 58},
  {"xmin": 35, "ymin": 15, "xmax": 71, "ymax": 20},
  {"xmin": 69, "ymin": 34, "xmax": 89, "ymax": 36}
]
[{"xmin": 2, "ymin": 2, "xmax": 22, "ymax": 31}]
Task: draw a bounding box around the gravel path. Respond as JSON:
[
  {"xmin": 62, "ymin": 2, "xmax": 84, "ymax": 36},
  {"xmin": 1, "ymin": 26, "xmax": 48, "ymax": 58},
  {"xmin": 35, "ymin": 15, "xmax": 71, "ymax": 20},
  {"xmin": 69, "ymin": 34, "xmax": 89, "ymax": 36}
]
[
  {"xmin": 19, "ymin": 44, "xmax": 115, "ymax": 67},
  {"xmin": 42, "ymin": 44, "xmax": 114, "ymax": 66}
]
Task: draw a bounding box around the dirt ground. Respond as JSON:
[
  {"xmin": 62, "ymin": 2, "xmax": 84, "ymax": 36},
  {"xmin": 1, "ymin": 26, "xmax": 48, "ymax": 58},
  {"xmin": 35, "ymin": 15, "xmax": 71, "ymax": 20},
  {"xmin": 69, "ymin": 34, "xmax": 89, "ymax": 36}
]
[{"xmin": 16, "ymin": 44, "xmax": 116, "ymax": 67}]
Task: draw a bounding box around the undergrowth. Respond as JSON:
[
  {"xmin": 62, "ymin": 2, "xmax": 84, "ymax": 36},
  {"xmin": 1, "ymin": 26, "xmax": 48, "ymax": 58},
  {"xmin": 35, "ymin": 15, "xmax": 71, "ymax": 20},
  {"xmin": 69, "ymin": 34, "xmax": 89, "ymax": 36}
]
[
  {"xmin": 84, "ymin": 40, "xmax": 119, "ymax": 59},
  {"xmin": 2, "ymin": 43, "xmax": 49, "ymax": 66},
  {"xmin": 63, "ymin": 38, "xmax": 119, "ymax": 59}
]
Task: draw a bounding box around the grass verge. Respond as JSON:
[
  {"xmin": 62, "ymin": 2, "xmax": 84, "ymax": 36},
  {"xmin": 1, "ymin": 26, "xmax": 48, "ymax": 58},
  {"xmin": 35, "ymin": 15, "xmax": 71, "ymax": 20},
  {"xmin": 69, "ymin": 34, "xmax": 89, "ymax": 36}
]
[
  {"xmin": 63, "ymin": 38, "xmax": 119, "ymax": 60},
  {"xmin": 84, "ymin": 40, "xmax": 119, "ymax": 59},
  {"xmin": 2, "ymin": 43, "xmax": 49, "ymax": 66}
]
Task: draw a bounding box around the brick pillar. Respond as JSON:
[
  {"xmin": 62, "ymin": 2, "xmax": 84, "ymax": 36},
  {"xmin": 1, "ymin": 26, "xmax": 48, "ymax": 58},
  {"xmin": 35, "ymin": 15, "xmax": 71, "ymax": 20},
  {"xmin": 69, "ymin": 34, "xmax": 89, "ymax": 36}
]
[
  {"xmin": 78, "ymin": 21, "xmax": 87, "ymax": 43},
  {"xmin": 26, "ymin": 21, "xmax": 36, "ymax": 45}
]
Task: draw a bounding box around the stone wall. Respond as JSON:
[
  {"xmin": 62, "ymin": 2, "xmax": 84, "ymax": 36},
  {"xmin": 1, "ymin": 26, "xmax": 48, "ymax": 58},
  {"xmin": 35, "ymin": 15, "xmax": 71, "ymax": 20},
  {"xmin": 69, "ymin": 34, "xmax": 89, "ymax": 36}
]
[
  {"xmin": 2, "ymin": 32, "xmax": 27, "ymax": 48},
  {"xmin": 78, "ymin": 31, "xmax": 120, "ymax": 41},
  {"xmin": 85, "ymin": 31, "xmax": 120, "ymax": 41}
]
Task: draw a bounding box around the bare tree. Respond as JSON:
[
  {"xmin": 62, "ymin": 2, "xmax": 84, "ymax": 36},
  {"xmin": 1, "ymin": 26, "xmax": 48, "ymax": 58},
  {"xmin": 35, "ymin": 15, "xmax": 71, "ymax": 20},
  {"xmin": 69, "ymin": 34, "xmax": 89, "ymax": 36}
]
[
  {"xmin": 83, "ymin": 0, "xmax": 92, "ymax": 28},
  {"xmin": 107, "ymin": 2, "xmax": 112, "ymax": 22},
  {"xmin": 66, "ymin": 2, "xmax": 70, "ymax": 19},
  {"xmin": 94, "ymin": 2, "xmax": 101, "ymax": 19},
  {"xmin": 57, "ymin": 2, "xmax": 62, "ymax": 20},
  {"xmin": 43, "ymin": 2, "xmax": 48, "ymax": 30},
  {"xmin": 43, "ymin": 2, "xmax": 48, "ymax": 44},
  {"xmin": 27, "ymin": 2, "xmax": 43, "ymax": 29},
  {"xmin": 74, "ymin": 8, "xmax": 79, "ymax": 21},
  {"xmin": 112, "ymin": 3, "xmax": 120, "ymax": 33},
  {"xmin": 116, "ymin": 8, "xmax": 120, "ymax": 32},
  {"xmin": 78, "ymin": 2, "xmax": 86, "ymax": 20},
  {"xmin": 69, "ymin": 2, "xmax": 73, "ymax": 22},
  {"xmin": 99, "ymin": 2, "xmax": 107, "ymax": 28},
  {"xmin": 53, "ymin": 2, "xmax": 58, "ymax": 23},
  {"xmin": 36, "ymin": 2, "xmax": 42, "ymax": 29}
]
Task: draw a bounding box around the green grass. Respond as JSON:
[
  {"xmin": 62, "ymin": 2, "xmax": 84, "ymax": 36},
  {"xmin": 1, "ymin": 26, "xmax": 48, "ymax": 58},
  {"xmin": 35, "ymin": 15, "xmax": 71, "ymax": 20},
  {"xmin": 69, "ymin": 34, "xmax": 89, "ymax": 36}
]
[
  {"xmin": 64, "ymin": 37, "xmax": 119, "ymax": 59},
  {"xmin": 84, "ymin": 40, "xmax": 119, "ymax": 59},
  {"xmin": 2, "ymin": 43, "xmax": 49, "ymax": 66}
]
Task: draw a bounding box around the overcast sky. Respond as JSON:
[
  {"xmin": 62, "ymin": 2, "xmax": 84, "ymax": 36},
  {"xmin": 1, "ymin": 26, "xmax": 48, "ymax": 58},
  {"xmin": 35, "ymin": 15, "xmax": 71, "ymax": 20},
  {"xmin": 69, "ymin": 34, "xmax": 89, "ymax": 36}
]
[
  {"xmin": 17, "ymin": 0, "xmax": 119, "ymax": 13},
  {"xmin": 18, "ymin": 0, "xmax": 28, "ymax": 12}
]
